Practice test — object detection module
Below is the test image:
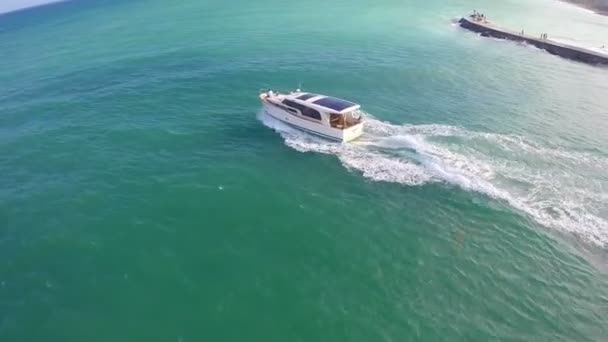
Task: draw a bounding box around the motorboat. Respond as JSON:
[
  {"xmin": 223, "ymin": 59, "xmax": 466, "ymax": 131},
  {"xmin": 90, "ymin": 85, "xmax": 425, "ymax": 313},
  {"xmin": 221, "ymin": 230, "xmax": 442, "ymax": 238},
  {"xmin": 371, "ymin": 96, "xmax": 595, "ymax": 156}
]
[{"xmin": 260, "ymin": 89, "xmax": 364, "ymax": 142}]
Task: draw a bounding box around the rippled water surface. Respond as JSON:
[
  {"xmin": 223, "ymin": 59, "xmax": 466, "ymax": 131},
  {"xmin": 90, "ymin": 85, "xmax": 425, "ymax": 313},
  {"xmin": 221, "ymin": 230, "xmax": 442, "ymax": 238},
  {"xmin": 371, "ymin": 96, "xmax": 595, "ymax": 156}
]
[{"xmin": 1, "ymin": 0, "xmax": 607, "ymax": 340}]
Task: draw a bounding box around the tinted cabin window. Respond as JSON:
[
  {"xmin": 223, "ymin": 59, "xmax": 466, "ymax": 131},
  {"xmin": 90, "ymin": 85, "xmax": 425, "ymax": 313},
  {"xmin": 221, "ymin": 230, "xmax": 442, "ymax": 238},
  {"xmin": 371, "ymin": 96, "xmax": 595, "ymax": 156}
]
[
  {"xmin": 302, "ymin": 107, "xmax": 321, "ymax": 120},
  {"xmin": 282, "ymin": 100, "xmax": 321, "ymax": 121},
  {"xmin": 282, "ymin": 105, "xmax": 296, "ymax": 113},
  {"xmin": 282, "ymin": 99, "xmax": 304, "ymax": 112}
]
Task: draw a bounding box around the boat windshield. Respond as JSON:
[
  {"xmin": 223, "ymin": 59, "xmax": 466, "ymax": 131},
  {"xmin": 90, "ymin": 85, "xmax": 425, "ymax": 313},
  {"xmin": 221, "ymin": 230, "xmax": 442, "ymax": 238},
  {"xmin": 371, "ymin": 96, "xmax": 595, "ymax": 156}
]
[{"xmin": 329, "ymin": 111, "xmax": 362, "ymax": 129}]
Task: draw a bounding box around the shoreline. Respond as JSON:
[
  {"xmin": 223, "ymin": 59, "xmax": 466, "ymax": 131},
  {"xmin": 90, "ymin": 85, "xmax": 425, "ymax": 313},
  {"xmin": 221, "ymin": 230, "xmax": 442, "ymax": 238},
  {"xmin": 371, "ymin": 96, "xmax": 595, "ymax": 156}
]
[{"xmin": 561, "ymin": 0, "xmax": 608, "ymax": 16}]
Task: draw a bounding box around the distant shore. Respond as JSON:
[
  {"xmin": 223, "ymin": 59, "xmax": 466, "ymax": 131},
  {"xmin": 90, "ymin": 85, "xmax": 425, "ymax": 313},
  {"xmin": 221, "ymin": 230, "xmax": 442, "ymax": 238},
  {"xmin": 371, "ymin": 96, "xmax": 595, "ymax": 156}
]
[{"xmin": 562, "ymin": 0, "xmax": 608, "ymax": 16}]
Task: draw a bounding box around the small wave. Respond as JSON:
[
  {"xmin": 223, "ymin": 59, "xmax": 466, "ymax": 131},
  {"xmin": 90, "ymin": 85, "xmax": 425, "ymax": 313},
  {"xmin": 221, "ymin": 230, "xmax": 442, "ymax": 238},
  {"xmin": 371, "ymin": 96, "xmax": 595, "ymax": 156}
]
[
  {"xmin": 450, "ymin": 17, "xmax": 463, "ymax": 26},
  {"xmin": 166, "ymin": 129, "xmax": 191, "ymax": 135},
  {"xmin": 258, "ymin": 111, "xmax": 608, "ymax": 248}
]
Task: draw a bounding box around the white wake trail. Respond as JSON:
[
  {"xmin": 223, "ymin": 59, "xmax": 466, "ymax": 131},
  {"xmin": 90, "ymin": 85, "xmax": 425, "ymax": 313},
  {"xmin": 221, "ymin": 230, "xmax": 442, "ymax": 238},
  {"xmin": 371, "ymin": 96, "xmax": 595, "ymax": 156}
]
[{"xmin": 258, "ymin": 111, "xmax": 608, "ymax": 248}]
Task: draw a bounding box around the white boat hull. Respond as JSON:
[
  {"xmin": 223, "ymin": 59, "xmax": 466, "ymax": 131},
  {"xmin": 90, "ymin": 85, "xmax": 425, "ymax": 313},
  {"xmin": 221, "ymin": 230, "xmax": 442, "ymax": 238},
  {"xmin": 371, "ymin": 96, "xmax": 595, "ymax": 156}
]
[{"xmin": 261, "ymin": 101, "xmax": 363, "ymax": 143}]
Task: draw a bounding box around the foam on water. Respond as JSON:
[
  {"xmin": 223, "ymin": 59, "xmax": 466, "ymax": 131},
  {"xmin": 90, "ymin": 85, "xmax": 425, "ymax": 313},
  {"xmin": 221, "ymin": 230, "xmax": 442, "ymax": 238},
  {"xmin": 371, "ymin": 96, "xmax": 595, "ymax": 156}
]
[{"xmin": 259, "ymin": 111, "xmax": 608, "ymax": 247}]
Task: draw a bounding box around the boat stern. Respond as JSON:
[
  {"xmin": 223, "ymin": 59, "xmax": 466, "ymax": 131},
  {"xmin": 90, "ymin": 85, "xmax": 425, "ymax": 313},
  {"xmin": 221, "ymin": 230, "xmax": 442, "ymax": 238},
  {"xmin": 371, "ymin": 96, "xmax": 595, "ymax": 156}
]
[{"xmin": 342, "ymin": 122, "xmax": 364, "ymax": 142}]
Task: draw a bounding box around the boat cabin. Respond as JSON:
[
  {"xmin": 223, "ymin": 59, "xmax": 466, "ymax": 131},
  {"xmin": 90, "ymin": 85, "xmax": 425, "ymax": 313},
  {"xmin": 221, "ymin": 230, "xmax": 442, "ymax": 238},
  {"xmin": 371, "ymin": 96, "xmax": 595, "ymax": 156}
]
[{"xmin": 273, "ymin": 92, "xmax": 362, "ymax": 129}]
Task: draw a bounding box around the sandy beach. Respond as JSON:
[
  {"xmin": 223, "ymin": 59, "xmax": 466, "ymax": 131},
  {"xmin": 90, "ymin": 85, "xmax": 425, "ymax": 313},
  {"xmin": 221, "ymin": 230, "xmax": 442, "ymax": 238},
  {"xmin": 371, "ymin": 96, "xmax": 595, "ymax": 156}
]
[{"xmin": 563, "ymin": 0, "xmax": 608, "ymax": 15}]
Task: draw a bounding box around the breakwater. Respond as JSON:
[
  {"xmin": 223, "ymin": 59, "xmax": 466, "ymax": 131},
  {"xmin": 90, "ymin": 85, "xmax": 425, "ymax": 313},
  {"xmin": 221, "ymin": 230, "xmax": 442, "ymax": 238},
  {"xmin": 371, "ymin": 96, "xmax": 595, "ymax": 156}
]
[{"xmin": 459, "ymin": 17, "xmax": 608, "ymax": 66}]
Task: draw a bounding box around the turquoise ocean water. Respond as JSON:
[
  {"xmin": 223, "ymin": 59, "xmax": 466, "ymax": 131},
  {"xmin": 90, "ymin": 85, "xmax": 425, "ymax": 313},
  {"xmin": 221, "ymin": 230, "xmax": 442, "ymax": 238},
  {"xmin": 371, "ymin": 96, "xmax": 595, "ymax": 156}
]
[{"xmin": 1, "ymin": 0, "xmax": 608, "ymax": 340}]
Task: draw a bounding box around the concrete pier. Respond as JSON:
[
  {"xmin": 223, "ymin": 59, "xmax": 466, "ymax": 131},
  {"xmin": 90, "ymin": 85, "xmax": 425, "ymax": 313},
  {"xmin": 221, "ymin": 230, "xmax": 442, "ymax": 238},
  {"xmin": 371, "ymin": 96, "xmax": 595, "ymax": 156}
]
[{"xmin": 459, "ymin": 16, "xmax": 608, "ymax": 66}]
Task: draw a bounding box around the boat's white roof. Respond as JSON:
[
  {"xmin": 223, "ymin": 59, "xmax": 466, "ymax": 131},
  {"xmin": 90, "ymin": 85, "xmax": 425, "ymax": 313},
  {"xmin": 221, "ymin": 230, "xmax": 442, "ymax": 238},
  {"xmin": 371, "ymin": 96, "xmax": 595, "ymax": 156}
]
[{"xmin": 284, "ymin": 92, "xmax": 360, "ymax": 114}]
